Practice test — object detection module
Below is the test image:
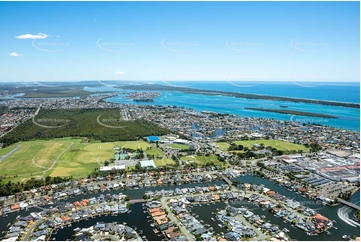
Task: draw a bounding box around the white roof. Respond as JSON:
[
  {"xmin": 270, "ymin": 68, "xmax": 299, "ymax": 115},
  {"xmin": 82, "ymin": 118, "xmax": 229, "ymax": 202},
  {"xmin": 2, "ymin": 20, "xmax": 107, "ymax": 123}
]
[
  {"xmin": 140, "ymin": 160, "xmax": 156, "ymax": 168},
  {"xmin": 99, "ymin": 165, "xmax": 125, "ymax": 172}
]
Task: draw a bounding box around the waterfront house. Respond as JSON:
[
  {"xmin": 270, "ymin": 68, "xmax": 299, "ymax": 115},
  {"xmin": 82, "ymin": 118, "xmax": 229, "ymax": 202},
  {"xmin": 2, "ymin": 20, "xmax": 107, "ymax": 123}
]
[
  {"xmin": 175, "ymin": 188, "xmax": 182, "ymax": 195},
  {"xmin": 224, "ymin": 232, "xmax": 241, "ymax": 241},
  {"xmin": 165, "ymin": 227, "xmax": 181, "ymax": 239},
  {"xmin": 202, "ymin": 187, "xmax": 209, "ymax": 193},
  {"xmin": 32, "ymin": 230, "xmax": 48, "ymax": 238},
  {"xmin": 194, "ymin": 227, "xmax": 208, "ymax": 235},
  {"xmin": 10, "ymin": 204, "xmax": 20, "ymax": 211},
  {"xmin": 13, "ymin": 221, "xmax": 27, "ymax": 227},
  {"xmin": 243, "ymin": 211, "xmax": 254, "ymax": 218},
  {"xmin": 155, "ymin": 214, "xmax": 168, "ymax": 225},
  {"xmin": 104, "ymin": 205, "xmax": 111, "ymax": 212},
  {"xmin": 267, "ymin": 190, "xmax": 276, "ymax": 196},
  {"xmin": 244, "ymin": 230, "xmax": 256, "ymax": 238},
  {"xmin": 5, "ymin": 232, "xmax": 20, "ymax": 239},
  {"xmin": 8, "ymin": 227, "xmax": 22, "ymax": 233},
  {"xmin": 249, "ymin": 194, "xmax": 259, "ymax": 201},
  {"xmin": 61, "ymin": 215, "xmax": 72, "ymax": 223},
  {"xmin": 96, "ymin": 207, "xmax": 103, "ymax": 214},
  {"xmin": 105, "ymin": 222, "xmax": 115, "ymax": 232},
  {"xmin": 214, "ymin": 185, "xmax": 222, "ymax": 190},
  {"xmin": 54, "ymin": 217, "xmax": 63, "ymax": 226},
  {"xmin": 188, "ymin": 188, "xmax": 196, "ymax": 194},
  {"xmin": 144, "ymin": 180, "xmax": 151, "ymax": 187},
  {"xmin": 305, "ymin": 220, "xmax": 315, "ymax": 231},
  {"xmin": 71, "ymin": 212, "xmax": 80, "ymax": 221},
  {"xmin": 115, "ymin": 224, "xmax": 125, "ymax": 235}
]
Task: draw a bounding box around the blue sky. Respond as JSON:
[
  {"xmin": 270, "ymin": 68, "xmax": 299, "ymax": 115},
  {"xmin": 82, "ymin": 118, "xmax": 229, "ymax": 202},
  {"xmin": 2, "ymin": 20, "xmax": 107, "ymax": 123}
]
[{"xmin": 0, "ymin": 1, "xmax": 359, "ymax": 82}]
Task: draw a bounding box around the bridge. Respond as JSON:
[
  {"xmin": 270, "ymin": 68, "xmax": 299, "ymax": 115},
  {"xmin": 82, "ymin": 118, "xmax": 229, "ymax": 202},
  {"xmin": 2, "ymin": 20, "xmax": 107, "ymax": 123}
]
[
  {"xmin": 129, "ymin": 199, "xmax": 146, "ymax": 204},
  {"xmin": 339, "ymin": 199, "xmax": 360, "ymax": 210},
  {"xmin": 221, "ymin": 175, "xmax": 233, "ymax": 186}
]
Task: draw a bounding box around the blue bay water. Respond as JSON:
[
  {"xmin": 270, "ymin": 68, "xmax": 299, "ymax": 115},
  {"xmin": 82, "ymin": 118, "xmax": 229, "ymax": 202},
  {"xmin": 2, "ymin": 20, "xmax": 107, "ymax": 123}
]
[
  {"xmin": 155, "ymin": 81, "xmax": 360, "ymax": 104},
  {"xmin": 85, "ymin": 81, "xmax": 360, "ymax": 131}
]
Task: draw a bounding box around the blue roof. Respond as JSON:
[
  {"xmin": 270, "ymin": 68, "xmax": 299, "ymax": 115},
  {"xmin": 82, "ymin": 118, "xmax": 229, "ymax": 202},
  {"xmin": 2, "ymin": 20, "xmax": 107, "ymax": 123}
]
[{"xmin": 147, "ymin": 136, "xmax": 160, "ymax": 141}]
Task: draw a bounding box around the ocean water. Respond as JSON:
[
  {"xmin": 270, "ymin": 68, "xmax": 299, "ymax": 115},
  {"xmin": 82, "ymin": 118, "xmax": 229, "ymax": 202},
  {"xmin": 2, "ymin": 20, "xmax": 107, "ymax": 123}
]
[
  {"xmin": 86, "ymin": 81, "xmax": 360, "ymax": 131},
  {"xmin": 153, "ymin": 81, "xmax": 360, "ymax": 104}
]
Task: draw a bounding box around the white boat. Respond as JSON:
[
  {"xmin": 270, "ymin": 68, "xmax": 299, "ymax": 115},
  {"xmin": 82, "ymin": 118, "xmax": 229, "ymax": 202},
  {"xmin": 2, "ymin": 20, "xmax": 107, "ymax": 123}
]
[
  {"xmin": 342, "ymin": 235, "xmax": 350, "ymax": 240},
  {"xmin": 73, "ymin": 227, "xmax": 81, "ymax": 232}
]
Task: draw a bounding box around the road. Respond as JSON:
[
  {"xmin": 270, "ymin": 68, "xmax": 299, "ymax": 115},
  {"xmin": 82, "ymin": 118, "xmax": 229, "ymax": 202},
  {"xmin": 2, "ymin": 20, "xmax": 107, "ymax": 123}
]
[
  {"xmin": 0, "ymin": 145, "xmax": 21, "ymax": 162},
  {"xmin": 234, "ymin": 215, "xmax": 266, "ymax": 241},
  {"xmin": 160, "ymin": 196, "xmax": 195, "ymax": 241},
  {"xmin": 40, "ymin": 142, "xmax": 74, "ymax": 178},
  {"xmin": 23, "ymin": 220, "xmax": 43, "ymax": 241}
]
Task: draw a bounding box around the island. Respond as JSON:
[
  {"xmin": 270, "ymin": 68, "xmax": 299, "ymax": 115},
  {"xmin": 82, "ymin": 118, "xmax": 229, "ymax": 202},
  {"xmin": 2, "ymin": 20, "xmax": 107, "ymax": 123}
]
[
  {"xmin": 118, "ymin": 84, "xmax": 360, "ymax": 109},
  {"xmin": 244, "ymin": 107, "xmax": 337, "ymax": 119}
]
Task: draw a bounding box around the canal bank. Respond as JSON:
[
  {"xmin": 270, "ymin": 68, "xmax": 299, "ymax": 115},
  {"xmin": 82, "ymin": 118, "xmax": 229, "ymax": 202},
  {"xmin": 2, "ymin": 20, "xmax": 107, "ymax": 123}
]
[
  {"xmin": 50, "ymin": 203, "xmax": 160, "ymax": 241},
  {"xmin": 0, "ymin": 177, "xmax": 359, "ymax": 241},
  {"xmin": 234, "ymin": 175, "xmax": 360, "ymax": 240}
]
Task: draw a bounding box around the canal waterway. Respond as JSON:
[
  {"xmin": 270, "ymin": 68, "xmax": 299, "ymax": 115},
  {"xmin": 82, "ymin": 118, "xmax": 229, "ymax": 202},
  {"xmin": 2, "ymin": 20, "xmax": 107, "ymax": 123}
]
[{"xmin": 0, "ymin": 177, "xmax": 359, "ymax": 240}]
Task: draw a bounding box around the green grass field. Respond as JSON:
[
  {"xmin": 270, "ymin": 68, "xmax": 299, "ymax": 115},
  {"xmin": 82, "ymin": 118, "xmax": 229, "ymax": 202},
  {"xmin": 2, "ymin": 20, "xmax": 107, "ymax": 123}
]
[
  {"xmin": 168, "ymin": 143, "xmax": 190, "ymax": 149},
  {"xmin": 144, "ymin": 147, "xmax": 176, "ymax": 166},
  {"xmin": 216, "ymin": 139, "xmax": 309, "ymax": 152},
  {"xmin": 0, "ymin": 139, "xmax": 154, "ymax": 181},
  {"xmin": 180, "ymin": 155, "xmax": 227, "ymax": 167},
  {"xmin": 154, "ymin": 158, "xmax": 176, "ymax": 167},
  {"xmin": 48, "ymin": 140, "xmax": 151, "ymax": 178},
  {"xmin": 0, "ymin": 138, "xmax": 75, "ymax": 178},
  {"xmin": 145, "ymin": 147, "xmax": 165, "ymax": 157}
]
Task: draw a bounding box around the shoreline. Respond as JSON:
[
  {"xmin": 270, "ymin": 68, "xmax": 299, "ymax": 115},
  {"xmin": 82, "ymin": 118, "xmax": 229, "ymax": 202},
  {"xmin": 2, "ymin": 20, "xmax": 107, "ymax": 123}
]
[
  {"xmin": 118, "ymin": 84, "xmax": 360, "ymax": 109},
  {"xmin": 244, "ymin": 107, "xmax": 338, "ymax": 119}
]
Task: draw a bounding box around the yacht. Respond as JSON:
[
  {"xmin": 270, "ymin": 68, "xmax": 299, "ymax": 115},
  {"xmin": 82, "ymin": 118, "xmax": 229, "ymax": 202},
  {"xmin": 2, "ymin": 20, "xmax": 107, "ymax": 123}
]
[{"xmin": 342, "ymin": 235, "xmax": 350, "ymax": 240}]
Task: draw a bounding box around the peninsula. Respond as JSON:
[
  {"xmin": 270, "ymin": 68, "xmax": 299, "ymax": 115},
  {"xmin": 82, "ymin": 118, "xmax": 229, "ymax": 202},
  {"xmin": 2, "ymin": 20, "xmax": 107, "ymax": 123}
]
[
  {"xmin": 244, "ymin": 107, "xmax": 338, "ymax": 119},
  {"xmin": 118, "ymin": 84, "xmax": 360, "ymax": 109}
]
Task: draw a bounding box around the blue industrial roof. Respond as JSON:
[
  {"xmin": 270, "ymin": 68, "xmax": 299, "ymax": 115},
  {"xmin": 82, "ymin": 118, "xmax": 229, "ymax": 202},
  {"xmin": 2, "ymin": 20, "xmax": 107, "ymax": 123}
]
[{"xmin": 147, "ymin": 136, "xmax": 160, "ymax": 141}]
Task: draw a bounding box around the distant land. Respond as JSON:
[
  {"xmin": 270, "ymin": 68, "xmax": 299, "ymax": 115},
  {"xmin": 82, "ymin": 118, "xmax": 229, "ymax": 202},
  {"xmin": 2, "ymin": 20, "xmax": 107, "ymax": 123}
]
[
  {"xmin": 118, "ymin": 84, "xmax": 360, "ymax": 109},
  {"xmin": 0, "ymin": 81, "xmax": 359, "ymax": 109},
  {"xmin": 244, "ymin": 107, "xmax": 337, "ymax": 119}
]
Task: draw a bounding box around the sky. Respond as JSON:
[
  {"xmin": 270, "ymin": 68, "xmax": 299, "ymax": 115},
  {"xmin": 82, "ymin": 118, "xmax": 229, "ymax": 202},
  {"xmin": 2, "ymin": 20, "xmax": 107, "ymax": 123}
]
[{"xmin": 0, "ymin": 1, "xmax": 359, "ymax": 83}]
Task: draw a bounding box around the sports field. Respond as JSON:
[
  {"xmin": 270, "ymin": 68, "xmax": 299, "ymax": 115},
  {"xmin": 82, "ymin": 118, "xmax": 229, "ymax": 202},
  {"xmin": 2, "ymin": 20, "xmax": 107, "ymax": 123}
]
[
  {"xmin": 0, "ymin": 138, "xmax": 153, "ymax": 180},
  {"xmin": 145, "ymin": 147, "xmax": 165, "ymax": 157},
  {"xmin": 0, "ymin": 138, "xmax": 74, "ymax": 178},
  {"xmin": 216, "ymin": 139, "xmax": 309, "ymax": 152},
  {"xmin": 154, "ymin": 157, "xmax": 176, "ymax": 167},
  {"xmin": 180, "ymin": 155, "xmax": 228, "ymax": 167}
]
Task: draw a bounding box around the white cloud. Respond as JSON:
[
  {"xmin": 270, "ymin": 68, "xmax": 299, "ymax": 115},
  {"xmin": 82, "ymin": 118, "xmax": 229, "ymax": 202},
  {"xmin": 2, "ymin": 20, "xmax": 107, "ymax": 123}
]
[
  {"xmin": 15, "ymin": 33, "xmax": 48, "ymax": 39},
  {"xmin": 9, "ymin": 52, "xmax": 22, "ymax": 57},
  {"xmin": 115, "ymin": 71, "xmax": 125, "ymax": 75}
]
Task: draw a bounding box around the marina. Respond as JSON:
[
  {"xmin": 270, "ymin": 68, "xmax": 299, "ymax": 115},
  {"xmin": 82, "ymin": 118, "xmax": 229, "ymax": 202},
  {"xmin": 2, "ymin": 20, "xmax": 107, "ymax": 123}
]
[{"xmin": 0, "ymin": 177, "xmax": 359, "ymax": 241}]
